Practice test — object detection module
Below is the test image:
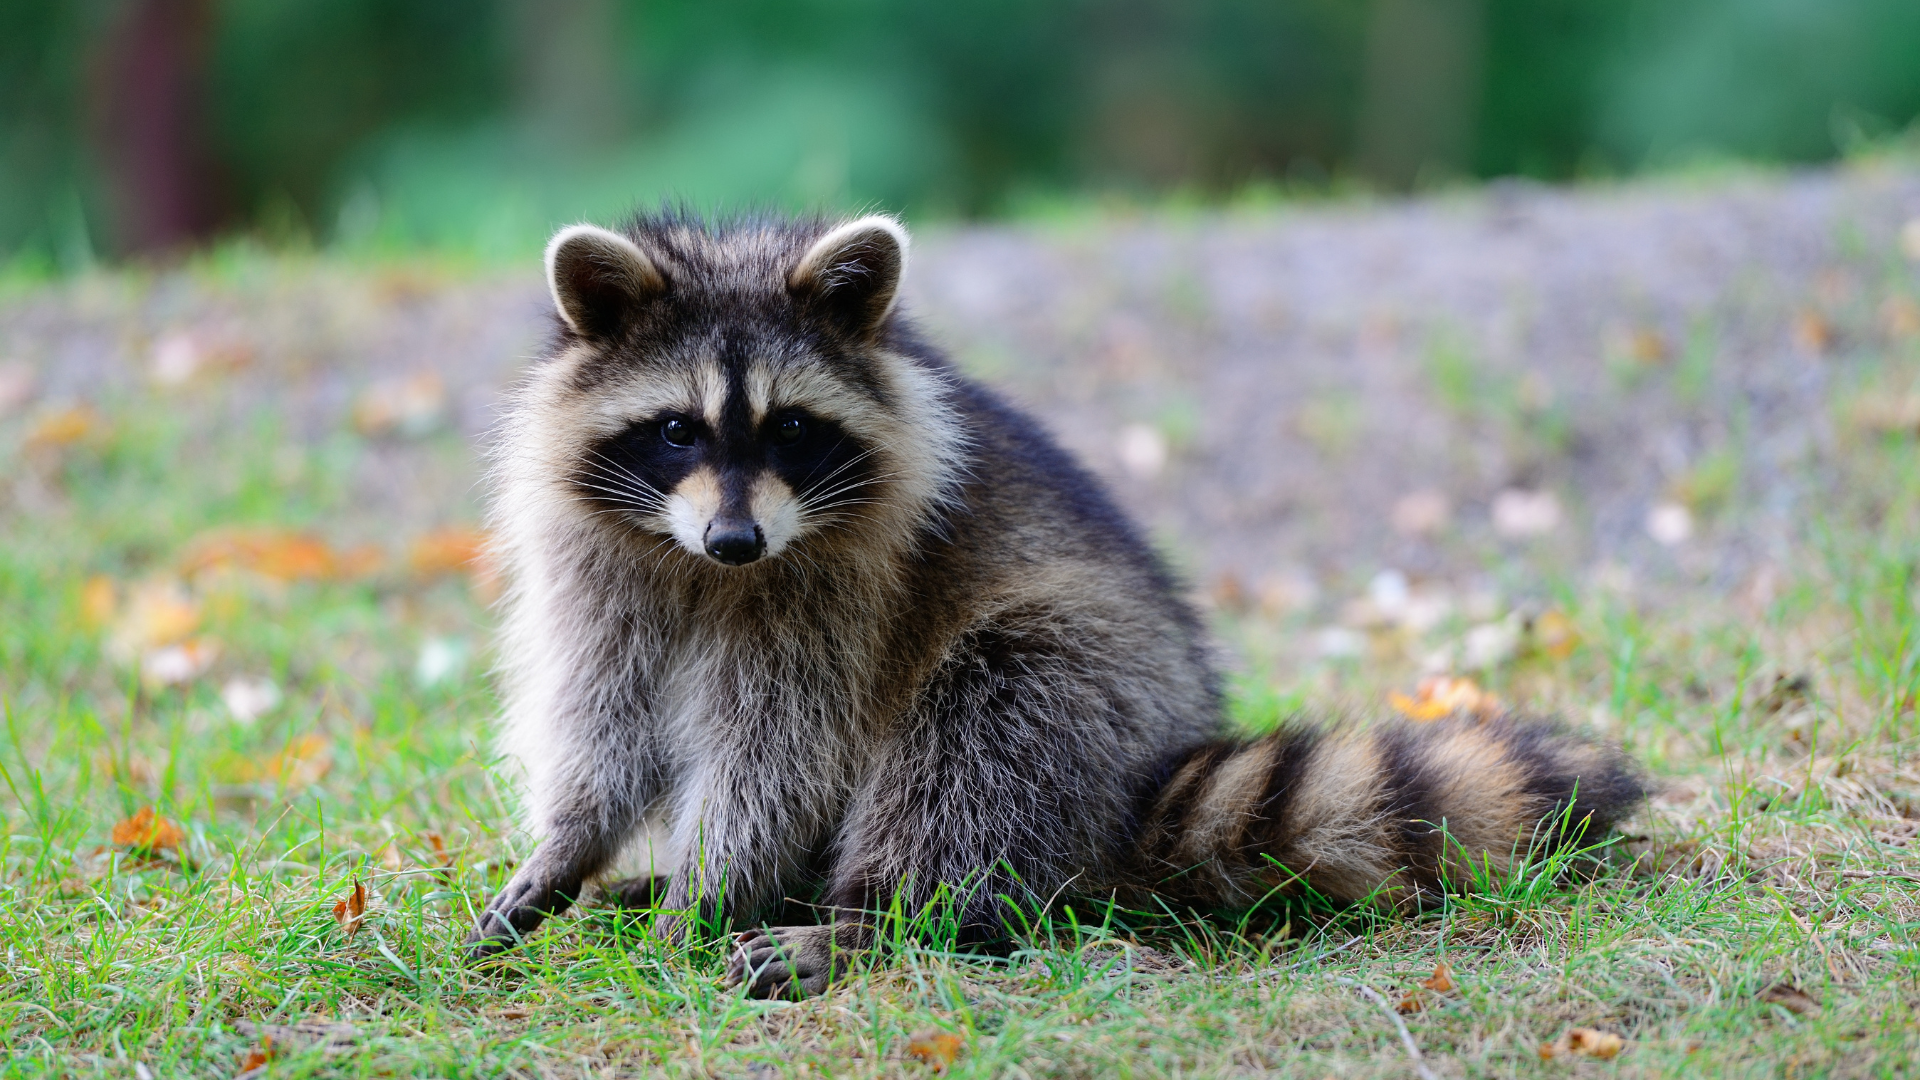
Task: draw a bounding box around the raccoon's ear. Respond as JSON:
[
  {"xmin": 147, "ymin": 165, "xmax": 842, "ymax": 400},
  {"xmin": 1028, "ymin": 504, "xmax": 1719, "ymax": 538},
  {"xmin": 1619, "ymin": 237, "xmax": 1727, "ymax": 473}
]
[
  {"xmin": 789, "ymin": 215, "xmax": 910, "ymax": 337},
  {"xmin": 545, "ymin": 224, "xmax": 666, "ymax": 340}
]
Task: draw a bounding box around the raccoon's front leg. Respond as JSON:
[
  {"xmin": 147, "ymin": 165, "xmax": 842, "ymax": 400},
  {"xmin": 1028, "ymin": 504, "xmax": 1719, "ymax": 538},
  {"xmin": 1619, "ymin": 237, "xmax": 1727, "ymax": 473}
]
[
  {"xmin": 468, "ymin": 810, "xmax": 623, "ymax": 956},
  {"xmin": 727, "ymin": 623, "xmax": 1139, "ymax": 998}
]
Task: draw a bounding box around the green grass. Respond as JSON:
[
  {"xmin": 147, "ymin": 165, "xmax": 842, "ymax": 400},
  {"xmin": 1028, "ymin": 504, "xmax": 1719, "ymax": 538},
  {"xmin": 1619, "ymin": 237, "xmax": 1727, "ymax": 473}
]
[{"xmin": 5, "ymin": 275, "xmax": 1920, "ymax": 1077}]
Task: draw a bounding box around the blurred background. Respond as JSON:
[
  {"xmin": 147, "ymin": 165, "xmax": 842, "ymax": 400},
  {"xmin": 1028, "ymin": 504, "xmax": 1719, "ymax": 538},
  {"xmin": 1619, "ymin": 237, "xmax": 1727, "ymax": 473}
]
[{"xmin": 6, "ymin": 0, "xmax": 1920, "ymax": 266}]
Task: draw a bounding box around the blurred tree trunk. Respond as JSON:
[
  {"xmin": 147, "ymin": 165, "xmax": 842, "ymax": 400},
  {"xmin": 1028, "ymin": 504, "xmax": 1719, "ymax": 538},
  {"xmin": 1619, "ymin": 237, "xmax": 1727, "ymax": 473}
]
[
  {"xmin": 1356, "ymin": 0, "xmax": 1485, "ymax": 188},
  {"xmin": 89, "ymin": 0, "xmax": 227, "ymax": 254},
  {"xmin": 507, "ymin": 0, "xmax": 627, "ymax": 151}
]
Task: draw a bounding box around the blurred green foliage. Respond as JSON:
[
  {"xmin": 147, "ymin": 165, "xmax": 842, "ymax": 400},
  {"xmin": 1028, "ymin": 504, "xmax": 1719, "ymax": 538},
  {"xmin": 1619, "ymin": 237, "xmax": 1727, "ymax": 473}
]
[{"xmin": 3, "ymin": 0, "xmax": 1920, "ymax": 264}]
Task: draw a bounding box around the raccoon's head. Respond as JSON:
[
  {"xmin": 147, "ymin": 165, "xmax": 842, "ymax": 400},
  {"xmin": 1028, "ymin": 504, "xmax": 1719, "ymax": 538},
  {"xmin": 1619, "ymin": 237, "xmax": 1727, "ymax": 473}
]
[{"xmin": 512, "ymin": 213, "xmax": 963, "ymax": 569}]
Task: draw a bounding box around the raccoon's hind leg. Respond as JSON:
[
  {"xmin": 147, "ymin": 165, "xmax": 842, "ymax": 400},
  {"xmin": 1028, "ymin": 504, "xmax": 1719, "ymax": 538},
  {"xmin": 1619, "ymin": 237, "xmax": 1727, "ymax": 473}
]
[{"xmin": 1131, "ymin": 716, "xmax": 1643, "ymax": 910}]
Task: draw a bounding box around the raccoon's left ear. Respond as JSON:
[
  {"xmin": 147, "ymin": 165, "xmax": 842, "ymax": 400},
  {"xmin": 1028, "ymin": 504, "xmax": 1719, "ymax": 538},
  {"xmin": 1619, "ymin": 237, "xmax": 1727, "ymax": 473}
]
[{"xmin": 789, "ymin": 215, "xmax": 910, "ymax": 337}]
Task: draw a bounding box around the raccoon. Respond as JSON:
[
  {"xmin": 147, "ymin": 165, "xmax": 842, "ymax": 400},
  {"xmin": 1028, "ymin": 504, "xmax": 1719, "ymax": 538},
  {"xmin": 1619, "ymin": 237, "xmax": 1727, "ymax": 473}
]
[{"xmin": 470, "ymin": 211, "xmax": 1642, "ymax": 997}]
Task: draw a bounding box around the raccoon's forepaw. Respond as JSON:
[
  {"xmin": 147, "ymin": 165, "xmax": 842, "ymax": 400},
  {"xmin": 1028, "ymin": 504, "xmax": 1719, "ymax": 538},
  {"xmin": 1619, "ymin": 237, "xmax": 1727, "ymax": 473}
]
[
  {"xmin": 464, "ymin": 870, "xmax": 578, "ymax": 961},
  {"xmin": 723, "ymin": 924, "xmax": 866, "ymax": 999}
]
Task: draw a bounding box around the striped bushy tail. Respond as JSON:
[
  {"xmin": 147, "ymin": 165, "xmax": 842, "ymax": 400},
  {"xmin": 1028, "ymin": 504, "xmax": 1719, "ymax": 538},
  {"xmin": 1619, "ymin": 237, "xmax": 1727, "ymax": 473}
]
[{"xmin": 1129, "ymin": 717, "xmax": 1643, "ymax": 910}]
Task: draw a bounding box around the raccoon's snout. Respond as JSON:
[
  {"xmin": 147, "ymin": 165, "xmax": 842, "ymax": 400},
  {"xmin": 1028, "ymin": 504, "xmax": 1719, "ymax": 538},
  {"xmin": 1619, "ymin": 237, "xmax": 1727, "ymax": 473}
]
[{"xmin": 704, "ymin": 519, "xmax": 766, "ymax": 565}]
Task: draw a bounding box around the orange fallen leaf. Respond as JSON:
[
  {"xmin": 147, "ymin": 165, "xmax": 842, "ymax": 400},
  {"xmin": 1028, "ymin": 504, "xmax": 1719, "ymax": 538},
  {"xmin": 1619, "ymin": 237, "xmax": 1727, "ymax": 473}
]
[
  {"xmin": 1793, "ymin": 309, "xmax": 1833, "ymax": 355},
  {"xmin": 1625, "ymin": 326, "xmax": 1667, "ymax": 364},
  {"xmin": 906, "ymin": 1030, "xmax": 963, "ymax": 1070},
  {"xmin": 238, "ymin": 1036, "xmax": 275, "ymax": 1074},
  {"xmin": 426, "ymin": 832, "xmax": 454, "ymax": 867},
  {"xmin": 1395, "ymin": 989, "xmax": 1426, "ymax": 1014},
  {"xmin": 1531, "ymin": 609, "xmax": 1579, "ymax": 660},
  {"xmin": 333, "ymin": 877, "xmax": 367, "ymax": 939},
  {"xmin": 179, "ymin": 528, "xmax": 339, "ymax": 582},
  {"xmin": 107, "ymin": 580, "xmax": 200, "ymax": 658},
  {"xmin": 249, "ymin": 734, "xmax": 332, "ymax": 789},
  {"xmin": 25, "ymin": 405, "xmax": 104, "ymax": 450},
  {"xmin": 1390, "ymin": 676, "xmax": 1503, "ymax": 722},
  {"xmin": 408, "ymin": 528, "xmax": 489, "ymax": 579},
  {"xmin": 111, "ymin": 807, "xmax": 185, "ymax": 854},
  {"xmin": 80, "ymin": 576, "xmax": 118, "ymax": 630},
  {"xmin": 1540, "ymin": 1027, "xmax": 1624, "ymax": 1061},
  {"xmin": 1420, "ymin": 961, "xmax": 1456, "ymax": 993}
]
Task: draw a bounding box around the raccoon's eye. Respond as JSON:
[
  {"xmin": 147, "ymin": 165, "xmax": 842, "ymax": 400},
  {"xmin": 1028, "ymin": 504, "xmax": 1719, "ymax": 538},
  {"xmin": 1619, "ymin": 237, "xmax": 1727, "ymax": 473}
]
[
  {"xmin": 661, "ymin": 417, "xmax": 696, "ymax": 447},
  {"xmin": 772, "ymin": 415, "xmax": 806, "ymax": 446}
]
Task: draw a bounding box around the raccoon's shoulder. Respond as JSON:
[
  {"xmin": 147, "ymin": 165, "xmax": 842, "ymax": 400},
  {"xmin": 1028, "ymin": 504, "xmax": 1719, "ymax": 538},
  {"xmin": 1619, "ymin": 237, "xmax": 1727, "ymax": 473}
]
[{"xmin": 914, "ymin": 372, "xmax": 1183, "ymax": 605}]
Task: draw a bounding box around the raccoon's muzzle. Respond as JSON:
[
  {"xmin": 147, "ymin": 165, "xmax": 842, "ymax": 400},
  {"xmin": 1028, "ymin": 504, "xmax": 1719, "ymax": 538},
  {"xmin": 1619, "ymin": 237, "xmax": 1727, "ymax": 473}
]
[{"xmin": 704, "ymin": 517, "xmax": 766, "ymax": 565}]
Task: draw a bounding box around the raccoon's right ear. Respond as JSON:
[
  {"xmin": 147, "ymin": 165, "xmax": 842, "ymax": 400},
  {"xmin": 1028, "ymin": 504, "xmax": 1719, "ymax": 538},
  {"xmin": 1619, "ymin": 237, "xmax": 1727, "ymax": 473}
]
[
  {"xmin": 545, "ymin": 224, "xmax": 667, "ymax": 340},
  {"xmin": 789, "ymin": 215, "xmax": 910, "ymax": 338}
]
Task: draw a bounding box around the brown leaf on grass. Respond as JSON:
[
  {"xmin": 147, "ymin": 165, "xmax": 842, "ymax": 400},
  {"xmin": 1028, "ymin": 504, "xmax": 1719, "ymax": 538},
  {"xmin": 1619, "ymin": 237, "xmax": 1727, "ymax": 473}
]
[
  {"xmin": 236, "ymin": 1037, "xmax": 273, "ymax": 1076},
  {"xmin": 1420, "ymin": 961, "xmax": 1456, "ymax": 992},
  {"xmin": 1539, "ymin": 1028, "xmax": 1624, "ymax": 1061},
  {"xmin": 248, "ymin": 734, "xmax": 332, "ymax": 789},
  {"xmin": 353, "ymin": 372, "xmax": 446, "ymax": 437},
  {"xmin": 1395, "ymin": 989, "xmax": 1426, "ymax": 1014},
  {"xmin": 111, "ymin": 807, "xmax": 185, "ymax": 855},
  {"xmin": 1625, "ymin": 326, "xmax": 1667, "ymax": 364},
  {"xmin": 1390, "ymin": 676, "xmax": 1502, "ymax": 722},
  {"xmin": 107, "ymin": 580, "xmax": 200, "ymax": 658},
  {"xmin": 179, "ymin": 528, "xmax": 344, "ymax": 582},
  {"xmin": 426, "ymin": 832, "xmax": 454, "ymax": 868},
  {"xmin": 333, "ymin": 877, "xmax": 367, "ymax": 939},
  {"xmin": 79, "ymin": 576, "xmax": 117, "ymax": 629},
  {"xmin": 1758, "ymin": 982, "xmax": 1822, "ymax": 1016},
  {"xmin": 1882, "ymin": 296, "xmax": 1920, "ymax": 339},
  {"xmin": 1793, "ymin": 310, "xmax": 1834, "ymax": 355},
  {"xmin": 906, "ymin": 1030, "xmax": 963, "ymax": 1070},
  {"xmin": 407, "ymin": 527, "xmax": 489, "ymax": 579},
  {"xmin": 1530, "ymin": 609, "xmax": 1579, "ymax": 660},
  {"xmin": 24, "ymin": 404, "xmax": 105, "ymax": 450}
]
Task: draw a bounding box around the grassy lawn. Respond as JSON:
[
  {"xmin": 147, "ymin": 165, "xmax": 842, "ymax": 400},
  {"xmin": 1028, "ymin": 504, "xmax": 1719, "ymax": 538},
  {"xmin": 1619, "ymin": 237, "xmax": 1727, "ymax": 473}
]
[{"xmin": 4, "ymin": 251, "xmax": 1920, "ymax": 1078}]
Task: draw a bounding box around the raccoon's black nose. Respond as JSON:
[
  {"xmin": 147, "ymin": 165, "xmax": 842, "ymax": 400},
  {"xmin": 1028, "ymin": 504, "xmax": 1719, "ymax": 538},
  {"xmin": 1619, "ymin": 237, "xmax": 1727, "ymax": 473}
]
[{"xmin": 704, "ymin": 521, "xmax": 765, "ymax": 565}]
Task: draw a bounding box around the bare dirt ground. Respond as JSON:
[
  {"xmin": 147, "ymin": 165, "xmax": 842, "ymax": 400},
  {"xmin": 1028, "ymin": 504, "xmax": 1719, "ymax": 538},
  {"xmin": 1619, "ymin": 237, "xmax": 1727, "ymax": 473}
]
[{"xmin": 6, "ymin": 164, "xmax": 1919, "ymax": 654}]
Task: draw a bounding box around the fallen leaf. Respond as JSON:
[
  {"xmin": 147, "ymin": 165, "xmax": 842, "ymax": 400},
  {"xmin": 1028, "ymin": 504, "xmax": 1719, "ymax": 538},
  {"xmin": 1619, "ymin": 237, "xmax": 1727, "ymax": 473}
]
[
  {"xmin": 250, "ymin": 734, "xmax": 332, "ymax": 789},
  {"xmin": 140, "ymin": 638, "xmax": 220, "ymax": 687},
  {"xmin": 333, "ymin": 877, "xmax": 367, "ymax": 938},
  {"xmin": 1420, "ymin": 961, "xmax": 1456, "ymax": 993},
  {"xmin": 107, "ymin": 580, "xmax": 201, "ymax": 659},
  {"xmin": 0, "ymin": 361, "xmax": 36, "ymax": 415},
  {"xmin": 179, "ymin": 528, "xmax": 339, "ymax": 582},
  {"xmin": 24, "ymin": 404, "xmax": 104, "ymax": 450},
  {"xmin": 1758, "ymin": 981, "xmax": 1822, "ymax": 1016},
  {"xmin": 1531, "ymin": 609, "xmax": 1579, "ymax": 660},
  {"xmin": 220, "ymin": 677, "xmax": 282, "ymax": 724},
  {"xmin": 353, "ymin": 372, "xmax": 446, "ymax": 437},
  {"xmin": 407, "ymin": 527, "xmax": 488, "ymax": 579},
  {"xmin": 1395, "ymin": 989, "xmax": 1426, "ymax": 1014},
  {"xmin": 1491, "ymin": 488, "xmax": 1560, "ymax": 538},
  {"xmin": 79, "ymin": 575, "xmax": 117, "ymax": 629},
  {"xmin": 1391, "ymin": 489, "xmax": 1450, "ymax": 536},
  {"xmin": 1793, "ymin": 310, "xmax": 1833, "ymax": 355},
  {"xmin": 426, "ymin": 832, "xmax": 454, "ymax": 867},
  {"xmin": 1625, "ymin": 326, "xmax": 1667, "ymax": 364},
  {"xmin": 237, "ymin": 1036, "xmax": 275, "ymax": 1076},
  {"xmin": 1391, "ymin": 676, "xmax": 1503, "ymax": 722},
  {"xmin": 1882, "ymin": 296, "xmax": 1920, "ymax": 339},
  {"xmin": 1540, "ymin": 1027, "xmax": 1624, "ymax": 1061},
  {"xmin": 1852, "ymin": 394, "xmax": 1920, "ymax": 436},
  {"xmin": 906, "ymin": 1030, "xmax": 963, "ymax": 1070},
  {"xmin": 111, "ymin": 807, "xmax": 185, "ymax": 855}
]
